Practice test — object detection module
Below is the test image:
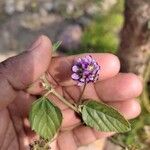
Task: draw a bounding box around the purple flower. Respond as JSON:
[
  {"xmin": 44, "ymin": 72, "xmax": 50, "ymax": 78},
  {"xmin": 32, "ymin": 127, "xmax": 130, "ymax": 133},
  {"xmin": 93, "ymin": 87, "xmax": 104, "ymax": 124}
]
[{"xmin": 71, "ymin": 55, "xmax": 100, "ymax": 86}]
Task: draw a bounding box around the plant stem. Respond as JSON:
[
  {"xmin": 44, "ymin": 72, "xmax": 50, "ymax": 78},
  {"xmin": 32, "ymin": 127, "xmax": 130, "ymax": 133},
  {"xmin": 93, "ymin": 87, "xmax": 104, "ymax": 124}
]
[
  {"xmin": 52, "ymin": 89, "xmax": 79, "ymax": 113},
  {"xmin": 41, "ymin": 74, "xmax": 79, "ymax": 113},
  {"xmin": 44, "ymin": 90, "xmax": 52, "ymax": 97},
  {"xmin": 47, "ymin": 72, "xmax": 76, "ymax": 105},
  {"xmin": 78, "ymin": 82, "xmax": 87, "ymax": 104}
]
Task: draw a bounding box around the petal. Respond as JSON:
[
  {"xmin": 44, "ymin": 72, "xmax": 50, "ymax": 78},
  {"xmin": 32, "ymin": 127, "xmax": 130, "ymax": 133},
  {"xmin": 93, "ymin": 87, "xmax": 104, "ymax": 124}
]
[
  {"xmin": 77, "ymin": 58, "xmax": 82, "ymax": 63},
  {"xmin": 71, "ymin": 73, "xmax": 80, "ymax": 80},
  {"xmin": 86, "ymin": 55, "xmax": 92, "ymax": 61},
  {"xmin": 72, "ymin": 65, "xmax": 79, "ymax": 72},
  {"xmin": 83, "ymin": 70, "xmax": 90, "ymax": 75},
  {"xmin": 89, "ymin": 77, "xmax": 94, "ymax": 81},
  {"xmin": 80, "ymin": 78, "xmax": 85, "ymax": 83}
]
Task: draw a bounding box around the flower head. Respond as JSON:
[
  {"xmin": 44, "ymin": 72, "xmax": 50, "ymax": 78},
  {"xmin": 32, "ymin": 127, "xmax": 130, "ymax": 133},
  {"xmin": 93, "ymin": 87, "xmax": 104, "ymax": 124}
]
[{"xmin": 71, "ymin": 55, "xmax": 100, "ymax": 86}]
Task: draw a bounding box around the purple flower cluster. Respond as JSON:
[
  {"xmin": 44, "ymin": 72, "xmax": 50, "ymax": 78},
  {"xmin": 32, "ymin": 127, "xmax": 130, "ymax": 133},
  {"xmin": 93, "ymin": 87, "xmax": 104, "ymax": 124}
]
[{"xmin": 71, "ymin": 55, "xmax": 100, "ymax": 86}]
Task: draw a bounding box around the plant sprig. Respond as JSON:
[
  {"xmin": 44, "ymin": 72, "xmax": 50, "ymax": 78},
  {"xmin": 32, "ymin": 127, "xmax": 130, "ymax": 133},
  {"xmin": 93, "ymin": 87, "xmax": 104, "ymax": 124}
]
[{"xmin": 28, "ymin": 43, "xmax": 131, "ymax": 149}]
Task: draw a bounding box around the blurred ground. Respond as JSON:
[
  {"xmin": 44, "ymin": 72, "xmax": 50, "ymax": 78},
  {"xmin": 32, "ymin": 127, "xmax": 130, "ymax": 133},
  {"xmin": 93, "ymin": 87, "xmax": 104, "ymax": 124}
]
[{"xmin": 0, "ymin": 0, "xmax": 118, "ymax": 53}]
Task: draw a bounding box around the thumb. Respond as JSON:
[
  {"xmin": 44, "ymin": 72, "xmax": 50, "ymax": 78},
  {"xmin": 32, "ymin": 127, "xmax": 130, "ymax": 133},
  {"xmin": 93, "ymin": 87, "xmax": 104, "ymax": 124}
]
[{"xmin": 0, "ymin": 35, "xmax": 52, "ymax": 109}]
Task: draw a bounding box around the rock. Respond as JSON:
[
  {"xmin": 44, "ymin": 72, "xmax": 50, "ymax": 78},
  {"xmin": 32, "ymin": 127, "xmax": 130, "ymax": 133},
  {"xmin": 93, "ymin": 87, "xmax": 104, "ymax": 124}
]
[
  {"xmin": 66, "ymin": 0, "xmax": 75, "ymax": 15},
  {"xmin": 15, "ymin": 0, "xmax": 26, "ymax": 12},
  {"xmin": 4, "ymin": 0, "xmax": 30, "ymax": 14},
  {"xmin": 4, "ymin": 0, "xmax": 15, "ymax": 15},
  {"xmin": 20, "ymin": 13, "xmax": 63, "ymax": 30},
  {"xmin": 58, "ymin": 24, "xmax": 83, "ymax": 52},
  {"xmin": 39, "ymin": 7, "xmax": 48, "ymax": 17},
  {"xmin": 42, "ymin": 1, "xmax": 54, "ymax": 12},
  {"xmin": 101, "ymin": 0, "xmax": 117, "ymax": 12},
  {"xmin": 0, "ymin": 12, "xmax": 65, "ymax": 52},
  {"xmin": 85, "ymin": 4, "xmax": 100, "ymax": 16}
]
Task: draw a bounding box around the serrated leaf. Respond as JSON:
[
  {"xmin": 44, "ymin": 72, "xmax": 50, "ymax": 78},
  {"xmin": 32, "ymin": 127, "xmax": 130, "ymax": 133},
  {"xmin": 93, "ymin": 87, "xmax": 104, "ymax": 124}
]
[
  {"xmin": 29, "ymin": 97, "xmax": 62, "ymax": 140},
  {"xmin": 80, "ymin": 100, "xmax": 131, "ymax": 133}
]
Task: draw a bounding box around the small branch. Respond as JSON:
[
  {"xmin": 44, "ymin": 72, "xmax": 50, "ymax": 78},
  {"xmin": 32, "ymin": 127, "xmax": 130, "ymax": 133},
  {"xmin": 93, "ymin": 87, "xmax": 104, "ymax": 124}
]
[
  {"xmin": 40, "ymin": 73, "xmax": 52, "ymax": 91},
  {"xmin": 47, "ymin": 72, "xmax": 76, "ymax": 105},
  {"xmin": 40, "ymin": 73, "xmax": 79, "ymax": 113},
  {"xmin": 52, "ymin": 89, "xmax": 79, "ymax": 113},
  {"xmin": 78, "ymin": 82, "xmax": 87, "ymax": 105},
  {"xmin": 44, "ymin": 90, "xmax": 53, "ymax": 97}
]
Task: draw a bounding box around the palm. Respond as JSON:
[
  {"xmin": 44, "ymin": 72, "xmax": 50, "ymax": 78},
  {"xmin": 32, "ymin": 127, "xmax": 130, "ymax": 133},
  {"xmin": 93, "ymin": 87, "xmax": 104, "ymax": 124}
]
[
  {"xmin": 0, "ymin": 98, "xmax": 31, "ymax": 150},
  {"xmin": 0, "ymin": 36, "xmax": 142, "ymax": 150}
]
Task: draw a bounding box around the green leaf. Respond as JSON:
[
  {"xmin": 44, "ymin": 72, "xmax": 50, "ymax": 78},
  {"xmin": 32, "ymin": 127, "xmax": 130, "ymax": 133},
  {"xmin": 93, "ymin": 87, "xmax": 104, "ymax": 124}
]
[
  {"xmin": 29, "ymin": 97, "xmax": 62, "ymax": 140},
  {"xmin": 53, "ymin": 41, "xmax": 62, "ymax": 52},
  {"xmin": 80, "ymin": 100, "xmax": 131, "ymax": 133}
]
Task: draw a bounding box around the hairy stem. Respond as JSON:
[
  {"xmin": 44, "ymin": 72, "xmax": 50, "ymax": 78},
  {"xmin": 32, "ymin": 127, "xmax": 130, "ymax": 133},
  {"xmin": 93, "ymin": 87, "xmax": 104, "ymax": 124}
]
[
  {"xmin": 51, "ymin": 90, "xmax": 79, "ymax": 113},
  {"xmin": 78, "ymin": 83, "xmax": 87, "ymax": 105},
  {"xmin": 41, "ymin": 73, "xmax": 79, "ymax": 113}
]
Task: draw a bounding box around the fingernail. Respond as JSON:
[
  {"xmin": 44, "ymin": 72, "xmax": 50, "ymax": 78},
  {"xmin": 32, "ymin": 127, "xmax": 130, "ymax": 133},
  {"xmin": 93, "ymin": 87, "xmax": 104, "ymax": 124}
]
[{"xmin": 28, "ymin": 36, "xmax": 42, "ymax": 51}]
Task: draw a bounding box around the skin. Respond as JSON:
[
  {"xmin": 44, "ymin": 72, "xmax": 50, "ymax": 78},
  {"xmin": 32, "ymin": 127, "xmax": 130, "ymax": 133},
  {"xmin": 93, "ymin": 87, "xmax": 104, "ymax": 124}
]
[{"xmin": 0, "ymin": 35, "xmax": 142, "ymax": 150}]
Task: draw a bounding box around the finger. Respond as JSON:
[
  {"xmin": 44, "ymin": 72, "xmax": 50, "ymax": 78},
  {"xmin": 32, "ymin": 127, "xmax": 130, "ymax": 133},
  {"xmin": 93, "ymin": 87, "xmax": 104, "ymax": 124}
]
[
  {"xmin": 0, "ymin": 109, "xmax": 29, "ymax": 150},
  {"xmin": 26, "ymin": 75, "xmax": 141, "ymax": 128},
  {"xmin": 50, "ymin": 140, "xmax": 59, "ymax": 150},
  {"xmin": 71, "ymin": 99, "xmax": 141, "ymax": 146},
  {"xmin": 0, "ymin": 35, "xmax": 52, "ymax": 109},
  {"xmin": 61, "ymin": 108, "xmax": 81, "ymax": 129},
  {"xmin": 106, "ymin": 99, "xmax": 141, "ymax": 119},
  {"xmin": 49, "ymin": 73, "xmax": 142, "ymax": 103},
  {"xmin": 57, "ymin": 131, "xmax": 78, "ymax": 150},
  {"xmin": 61, "ymin": 83, "xmax": 99, "ymax": 103},
  {"xmin": 10, "ymin": 91, "xmax": 36, "ymax": 117},
  {"xmin": 27, "ymin": 53, "xmax": 120, "ymax": 95},
  {"xmin": 48, "ymin": 53, "xmax": 120, "ymax": 86},
  {"xmin": 61, "ymin": 88, "xmax": 141, "ymax": 126},
  {"xmin": 22, "ymin": 90, "xmax": 140, "ymax": 135},
  {"xmin": 26, "ymin": 82, "xmax": 140, "ymax": 129},
  {"xmin": 72, "ymin": 99, "xmax": 141, "ymax": 146},
  {"xmin": 72, "ymin": 126, "xmax": 108, "ymax": 146},
  {"xmin": 61, "ymin": 98, "xmax": 141, "ymax": 129},
  {"xmin": 2, "ymin": 35, "xmax": 52, "ymax": 89},
  {"xmin": 19, "ymin": 86, "xmax": 81, "ymax": 128},
  {"xmin": 95, "ymin": 73, "xmax": 143, "ymax": 102},
  {"xmin": 58, "ymin": 127, "xmax": 107, "ymax": 148}
]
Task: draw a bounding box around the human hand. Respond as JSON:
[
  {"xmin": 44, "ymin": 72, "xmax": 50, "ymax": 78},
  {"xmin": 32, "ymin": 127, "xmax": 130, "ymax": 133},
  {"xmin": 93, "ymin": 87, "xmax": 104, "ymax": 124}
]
[{"xmin": 0, "ymin": 36, "xmax": 142, "ymax": 150}]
